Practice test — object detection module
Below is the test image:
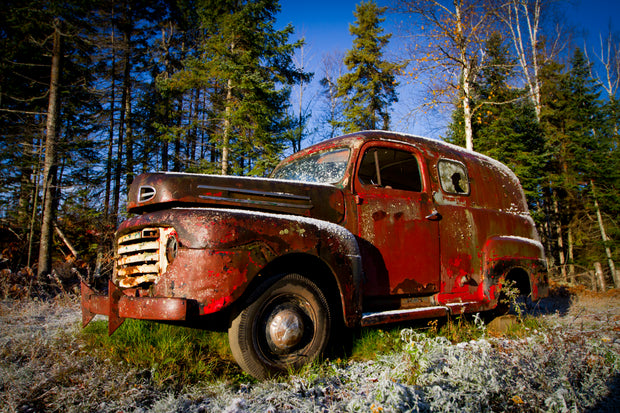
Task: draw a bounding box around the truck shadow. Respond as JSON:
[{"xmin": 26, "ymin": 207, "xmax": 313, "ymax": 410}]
[{"xmin": 524, "ymin": 293, "xmax": 572, "ymax": 316}]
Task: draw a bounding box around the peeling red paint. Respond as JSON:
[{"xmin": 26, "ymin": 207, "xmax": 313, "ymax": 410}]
[{"xmin": 202, "ymin": 295, "xmax": 232, "ymax": 314}]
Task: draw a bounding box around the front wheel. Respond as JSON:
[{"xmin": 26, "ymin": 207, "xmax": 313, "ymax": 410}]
[{"xmin": 228, "ymin": 274, "xmax": 331, "ymax": 379}]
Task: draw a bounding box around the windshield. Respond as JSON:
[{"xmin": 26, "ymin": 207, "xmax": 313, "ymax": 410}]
[{"xmin": 272, "ymin": 148, "xmax": 350, "ymax": 184}]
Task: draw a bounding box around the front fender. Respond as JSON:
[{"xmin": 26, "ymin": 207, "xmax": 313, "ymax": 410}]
[{"xmin": 118, "ymin": 208, "xmax": 363, "ymax": 322}]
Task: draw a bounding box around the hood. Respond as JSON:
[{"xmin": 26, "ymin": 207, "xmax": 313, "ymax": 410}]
[{"xmin": 126, "ymin": 172, "xmax": 346, "ymax": 224}]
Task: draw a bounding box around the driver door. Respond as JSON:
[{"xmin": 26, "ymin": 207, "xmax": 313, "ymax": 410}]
[{"xmin": 354, "ymin": 143, "xmax": 440, "ymax": 297}]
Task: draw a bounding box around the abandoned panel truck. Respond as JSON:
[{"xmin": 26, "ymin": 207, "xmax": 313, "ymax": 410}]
[{"xmin": 81, "ymin": 130, "xmax": 548, "ymax": 379}]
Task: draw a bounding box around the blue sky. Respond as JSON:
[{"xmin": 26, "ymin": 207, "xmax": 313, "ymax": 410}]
[
  {"xmin": 279, "ymin": 0, "xmax": 364, "ymax": 53},
  {"xmin": 276, "ymin": 0, "xmax": 620, "ymax": 140}
]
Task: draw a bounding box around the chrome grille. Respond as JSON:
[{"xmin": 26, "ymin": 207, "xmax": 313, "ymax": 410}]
[{"xmin": 115, "ymin": 227, "xmax": 176, "ymax": 288}]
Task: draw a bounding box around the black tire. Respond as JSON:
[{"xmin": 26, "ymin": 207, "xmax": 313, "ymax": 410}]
[{"xmin": 228, "ymin": 273, "xmax": 331, "ymax": 380}]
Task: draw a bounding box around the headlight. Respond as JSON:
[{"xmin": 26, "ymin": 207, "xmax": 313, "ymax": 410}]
[{"xmin": 166, "ymin": 235, "xmax": 178, "ymax": 264}]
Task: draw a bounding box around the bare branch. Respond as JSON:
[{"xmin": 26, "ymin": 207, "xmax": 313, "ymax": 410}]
[{"xmin": 0, "ymin": 108, "xmax": 47, "ymax": 115}]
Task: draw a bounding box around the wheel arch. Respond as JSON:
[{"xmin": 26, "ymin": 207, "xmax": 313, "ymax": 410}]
[
  {"xmin": 235, "ymin": 252, "xmax": 353, "ymax": 328},
  {"xmin": 503, "ymin": 266, "xmax": 532, "ymax": 296},
  {"xmin": 482, "ymin": 235, "xmax": 546, "ymax": 302}
]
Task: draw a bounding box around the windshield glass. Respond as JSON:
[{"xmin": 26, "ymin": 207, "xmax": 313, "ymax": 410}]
[{"xmin": 272, "ymin": 148, "xmax": 350, "ymax": 184}]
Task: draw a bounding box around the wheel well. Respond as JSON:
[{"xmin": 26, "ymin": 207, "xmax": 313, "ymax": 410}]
[
  {"xmin": 504, "ymin": 267, "xmax": 532, "ymax": 296},
  {"xmin": 253, "ymin": 253, "xmax": 344, "ymax": 322}
]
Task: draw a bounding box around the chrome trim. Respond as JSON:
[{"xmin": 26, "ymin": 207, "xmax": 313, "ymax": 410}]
[
  {"xmin": 197, "ymin": 195, "xmax": 313, "ymax": 210},
  {"xmin": 197, "ymin": 185, "xmax": 313, "ymax": 209},
  {"xmin": 197, "ymin": 185, "xmax": 311, "ymax": 201},
  {"xmin": 138, "ymin": 185, "xmax": 156, "ymax": 202}
]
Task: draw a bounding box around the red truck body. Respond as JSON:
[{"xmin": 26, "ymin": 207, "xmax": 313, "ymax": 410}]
[{"xmin": 81, "ymin": 131, "xmax": 548, "ymax": 378}]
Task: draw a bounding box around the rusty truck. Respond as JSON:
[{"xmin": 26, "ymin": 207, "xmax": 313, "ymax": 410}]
[{"xmin": 81, "ymin": 130, "xmax": 548, "ymax": 379}]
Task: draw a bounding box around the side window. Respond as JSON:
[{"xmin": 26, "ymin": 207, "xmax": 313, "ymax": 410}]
[
  {"xmin": 437, "ymin": 159, "xmax": 470, "ymax": 195},
  {"xmin": 358, "ymin": 147, "xmax": 422, "ymax": 192}
]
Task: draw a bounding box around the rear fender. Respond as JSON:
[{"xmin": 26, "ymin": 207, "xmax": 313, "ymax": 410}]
[{"xmin": 481, "ymin": 236, "xmax": 548, "ymax": 303}]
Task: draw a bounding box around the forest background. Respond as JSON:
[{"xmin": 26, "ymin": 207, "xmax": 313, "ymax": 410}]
[{"xmin": 0, "ymin": 0, "xmax": 618, "ymax": 294}]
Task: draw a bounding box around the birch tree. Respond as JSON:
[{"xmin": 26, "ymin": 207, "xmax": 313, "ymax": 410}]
[
  {"xmin": 289, "ymin": 40, "xmax": 314, "ymax": 153},
  {"xmin": 587, "ymin": 30, "xmax": 620, "ymax": 285},
  {"xmin": 318, "ymin": 51, "xmax": 346, "ymax": 139},
  {"xmin": 394, "ymin": 0, "xmax": 493, "ymax": 150},
  {"xmin": 497, "ymin": 0, "xmax": 563, "ymax": 123}
]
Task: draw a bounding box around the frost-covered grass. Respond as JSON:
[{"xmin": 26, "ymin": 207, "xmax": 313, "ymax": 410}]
[{"xmin": 1, "ymin": 289, "xmax": 619, "ymax": 412}]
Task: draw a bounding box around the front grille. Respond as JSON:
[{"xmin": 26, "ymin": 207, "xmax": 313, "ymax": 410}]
[{"xmin": 115, "ymin": 227, "xmax": 177, "ymax": 288}]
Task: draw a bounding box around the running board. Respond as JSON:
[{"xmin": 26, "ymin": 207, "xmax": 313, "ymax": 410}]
[
  {"xmin": 361, "ymin": 300, "xmax": 484, "ymax": 327},
  {"xmin": 361, "ymin": 306, "xmax": 449, "ymax": 327}
]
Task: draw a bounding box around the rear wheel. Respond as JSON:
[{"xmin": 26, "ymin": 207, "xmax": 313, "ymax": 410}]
[{"xmin": 228, "ymin": 273, "xmax": 331, "ymax": 379}]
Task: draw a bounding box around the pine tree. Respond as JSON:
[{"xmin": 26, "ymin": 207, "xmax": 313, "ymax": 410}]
[
  {"xmin": 564, "ymin": 49, "xmax": 618, "ymax": 285},
  {"xmin": 337, "ymin": 1, "xmax": 403, "ymax": 132},
  {"xmin": 0, "ymin": 0, "xmax": 101, "ymax": 273},
  {"xmin": 539, "ymin": 48, "xmax": 620, "ymax": 284},
  {"xmin": 318, "ymin": 51, "xmax": 346, "ymax": 139},
  {"xmin": 164, "ymin": 0, "xmax": 308, "ymax": 176},
  {"xmin": 474, "ymin": 33, "xmax": 545, "ymax": 203}
]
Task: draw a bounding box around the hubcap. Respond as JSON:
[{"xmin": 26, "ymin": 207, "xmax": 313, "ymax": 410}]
[{"xmin": 268, "ymin": 308, "xmax": 304, "ymax": 350}]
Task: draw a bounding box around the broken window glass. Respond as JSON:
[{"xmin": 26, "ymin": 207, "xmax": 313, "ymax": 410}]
[{"xmin": 438, "ymin": 159, "xmax": 470, "ymax": 195}]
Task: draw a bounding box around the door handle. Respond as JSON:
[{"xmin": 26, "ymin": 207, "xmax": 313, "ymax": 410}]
[{"xmin": 425, "ymin": 209, "xmax": 442, "ymax": 221}]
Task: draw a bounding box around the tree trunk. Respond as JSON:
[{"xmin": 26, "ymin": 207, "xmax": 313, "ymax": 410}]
[
  {"xmin": 125, "ymin": 86, "xmax": 134, "ymax": 185},
  {"xmin": 591, "ymin": 180, "xmax": 619, "ymax": 287},
  {"xmin": 297, "ymin": 77, "xmax": 304, "ymax": 153},
  {"xmin": 188, "ymin": 89, "xmax": 198, "ymax": 163},
  {"xmin": 112, "ymin": 33, "xmax": 131, "ymax": 220},
  {"xmin": 104, "ymin": 23, "xmax": 116, "ymax": 220},
  {"xmin": 38, "ymin": 21, "xmax": 62, "ymax": 277},
  {"xmin": 222, "ymin": 77, "xmax": 232, "ymax": 175},
  {"xmin": 454, "ymin": 0, "xmax": 474, "ymax": 151},
  {"xmin": 568, "ymin": 226, "xmax": 575, "ymax": 283},
  {"xmin": 594, "ymin": 262, "xmax": 606, "ymax": 291},
  {"xmin": 17, "ymin": 133, "xmax": 34, "ymax": 231},
  {"xmin": 462, "ymin": 64, "xmax": 474, "ymax": 151},
  {"xmin": 552, "ymin": 190, "xmax": 567, "ymax": 281},
  {"xmin": 506, "ymin": 0, "xmax": 543, "ymax": 122},
  {"xmin": 27, "ymin": 137, "xmax": 43, "ymax": 268},
  {"xmin": 54, "ymin": 223, "xmax": 78, "ymax": 259},
  {"xmin": 173, "ymin": 99, "xmax": 182, "ymax": 172}
]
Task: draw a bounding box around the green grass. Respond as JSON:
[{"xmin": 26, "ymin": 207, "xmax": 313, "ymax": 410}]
[
  {"xmin": 348, "ymin": 327, "xmax": 404, "ymax": 361},
  {"xmin": 80, "ymin": 319, "xmax": 253, "ymax": 387},
  {"xmin": 500, "ymin": 314, "xmax": 548, "ymax": 339}
]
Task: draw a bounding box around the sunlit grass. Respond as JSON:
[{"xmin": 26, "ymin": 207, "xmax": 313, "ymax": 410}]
[
  {"xmin": 80, "ymin": 319, "xmax": 252, "ymax": 387},
  {"xmin": 348, "ymin": 327, "xmax": 403, "ymax": 361}
]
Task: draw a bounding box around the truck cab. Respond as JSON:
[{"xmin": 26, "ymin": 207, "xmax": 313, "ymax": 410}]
[{"xmin": 81, "ymin": 131, "xmax": 548, "ymax": 379}]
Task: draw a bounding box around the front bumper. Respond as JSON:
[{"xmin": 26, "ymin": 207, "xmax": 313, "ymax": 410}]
[{"xmin": 80, "ymin": 280, "xmax": 188, "ymax": 335}]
